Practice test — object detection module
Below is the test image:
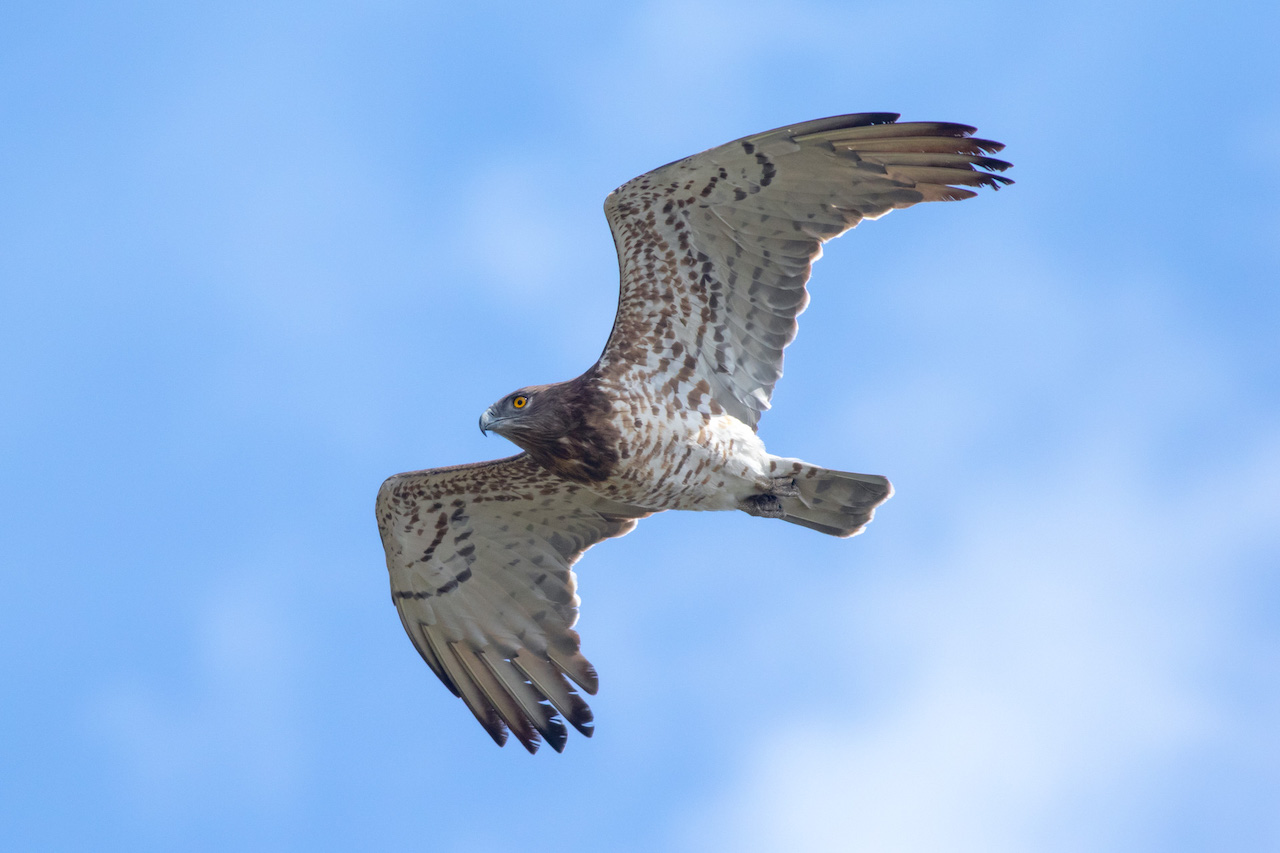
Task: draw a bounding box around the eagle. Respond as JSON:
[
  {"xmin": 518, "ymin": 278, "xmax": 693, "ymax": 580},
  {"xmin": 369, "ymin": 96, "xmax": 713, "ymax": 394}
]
[{"xmin": 376, "ymin": 112, "xmax": 1011, "ymax": 752}]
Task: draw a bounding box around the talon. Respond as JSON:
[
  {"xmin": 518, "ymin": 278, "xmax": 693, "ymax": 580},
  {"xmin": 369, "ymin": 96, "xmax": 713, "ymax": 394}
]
[{"xmin": 740, "ymin": 494, "xmax": 786, "ymax": 518}]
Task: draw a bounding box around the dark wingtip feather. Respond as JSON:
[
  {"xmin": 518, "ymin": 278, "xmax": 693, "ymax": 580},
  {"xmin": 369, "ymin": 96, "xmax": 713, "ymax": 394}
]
[
  {"xmin": 480, "ymin": 718, "xmax": 509, "ymax": 748},
  {"xmin": 968, "ymin": 137, "xmax": 1007, "ymax": 154},
  {"xmin": 580, "ymin": 660, "xmax": 600, "ymax": 695},
  {"xmin": 855, "ymin": 111, "xmax": 902, "ymax": 126},
  {"xmin": 568, "ymin": 694, "xmax": 594, "ymax": 737},
  {"xmin": 548, "ymin": 648, "xmax": 600, "ymax": 695},
  {"xmin": 776, "ymin": 112, "xmax": 901, "ymax": 140},
  {"xmin": 545, "ymin": 716, "xmax": 569, "ymax": 753},
  {"xmin": 979, "ymin": 173, "xmax": 1015, "ymax": 189},
  {"xmin": 970, "ymin": 155, "xmax": 1013, "ymax": 172}
]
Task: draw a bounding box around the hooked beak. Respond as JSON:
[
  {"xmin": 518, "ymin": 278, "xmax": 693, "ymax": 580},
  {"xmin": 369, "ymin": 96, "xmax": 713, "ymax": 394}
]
[{"xmin": 479, "ymin": 408, "xmax": 495, "ymax": 436}]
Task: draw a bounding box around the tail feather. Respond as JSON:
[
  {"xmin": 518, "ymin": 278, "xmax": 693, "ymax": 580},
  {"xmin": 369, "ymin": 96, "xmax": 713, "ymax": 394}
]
[{"xmin": 771, "ymin": 458, "xmax": 893, "ymax": 538}]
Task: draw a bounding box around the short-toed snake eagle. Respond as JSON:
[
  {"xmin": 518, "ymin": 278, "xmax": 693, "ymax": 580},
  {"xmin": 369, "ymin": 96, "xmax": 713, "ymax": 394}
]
[{"xmin": 377, "ymin": 113, "xmax": 1011, "ymax": 752}]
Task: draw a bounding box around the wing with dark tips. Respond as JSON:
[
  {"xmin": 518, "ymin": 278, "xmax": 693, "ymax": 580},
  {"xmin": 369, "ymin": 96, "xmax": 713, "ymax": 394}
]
[
  {"xmin": 599, "ymin": 112, "xmax": 1012, "ymax": 428},
  {"xmin": 376, "ymin": 454, "xmax": 652, "ymax": 752}
]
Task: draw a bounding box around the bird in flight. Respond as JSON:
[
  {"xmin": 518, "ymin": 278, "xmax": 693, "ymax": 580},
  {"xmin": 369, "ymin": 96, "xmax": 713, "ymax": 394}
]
[{"xmin": 376, "ymin": 112, "xmax": 1011, "ymax": 752}]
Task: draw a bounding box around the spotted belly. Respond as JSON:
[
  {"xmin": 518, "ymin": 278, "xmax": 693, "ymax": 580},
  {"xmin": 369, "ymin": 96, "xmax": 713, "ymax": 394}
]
[{"xmin": 589, "ymin": 407, "xmax": 772, "ymax": 511}]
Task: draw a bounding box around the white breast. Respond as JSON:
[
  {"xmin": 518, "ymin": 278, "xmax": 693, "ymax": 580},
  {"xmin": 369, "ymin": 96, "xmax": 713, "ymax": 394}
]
[{"xmin": 595, "ymin": 401, "xmax": 773, "ymax": 512}]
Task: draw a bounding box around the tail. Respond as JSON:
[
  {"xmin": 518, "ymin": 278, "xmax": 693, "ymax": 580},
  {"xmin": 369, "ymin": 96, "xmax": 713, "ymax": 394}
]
[{"xmin": 771, "ymin": 458, "xmax": 893, "ymax": 538}]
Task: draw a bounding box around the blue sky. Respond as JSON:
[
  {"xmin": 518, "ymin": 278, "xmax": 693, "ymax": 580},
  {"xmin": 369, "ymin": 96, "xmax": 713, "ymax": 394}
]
[{"xmin": 2, "ymin": 1, "xmax": 1278, "ymax": 850}]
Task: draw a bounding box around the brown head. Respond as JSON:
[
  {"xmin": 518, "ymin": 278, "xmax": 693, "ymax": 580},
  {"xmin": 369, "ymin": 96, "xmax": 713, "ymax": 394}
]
[{"xmin": 478, "ymin": 377, "xmax": 619, "ymax": 484}]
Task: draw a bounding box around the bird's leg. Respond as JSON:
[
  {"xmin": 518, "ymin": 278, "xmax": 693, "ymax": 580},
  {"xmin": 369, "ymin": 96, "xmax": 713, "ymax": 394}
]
[
  {"xmin": 768, "ymin": 477, "xmax": 800, "ymax": 498},
  {"xmin": 752, "ymin": 475, "xmax": 799, "ymax": 497},
  {"xmin": 739, "ymin": 477, "xmax": 799, "ymax": 518}
]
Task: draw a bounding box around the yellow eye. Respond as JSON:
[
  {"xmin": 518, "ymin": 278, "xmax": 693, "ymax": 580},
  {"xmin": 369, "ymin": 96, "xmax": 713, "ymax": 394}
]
[{"xmin": 512, "ymin": 395, "xmax": 528, "ymax": 409}]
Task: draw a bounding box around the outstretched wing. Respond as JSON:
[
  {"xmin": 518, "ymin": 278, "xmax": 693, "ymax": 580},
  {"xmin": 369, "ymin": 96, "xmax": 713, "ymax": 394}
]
[
  {"xmin": 598, "ymin": 112, "xmax": 1012, "ymax": 428},
  {"xmin": 377, "ymin": 454, "xmax": 652, "ymax": 753}
]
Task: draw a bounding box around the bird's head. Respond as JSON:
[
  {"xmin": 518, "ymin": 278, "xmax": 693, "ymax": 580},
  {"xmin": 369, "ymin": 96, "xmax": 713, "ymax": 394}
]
[
  {"xmin": 479, "ymin": 385, "xmax": 563, "ymax": 447},
  {"xmin": 478, "ymin": 375, "xmax": 616, "ymax": 483}
]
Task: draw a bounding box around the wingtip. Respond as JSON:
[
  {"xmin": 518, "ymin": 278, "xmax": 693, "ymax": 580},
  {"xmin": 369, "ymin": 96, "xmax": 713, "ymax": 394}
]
[
  {"xmin": 548, "ymin": 648, "xmax": 600, "ymax": 695},
  {"xmin": 515, "ymin": 731, "xmax": 542, "ymax": 755},
  {"xmin": 481, "ymin": 719, "xmax": 510, "ymax": 748},
  {"xmin": 568, "ymin": 699, "xmax": 595, "ymax": 737},
  {"xmin": 546, "ymin": 721, "xmax": 569, "ymax": 753}
]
